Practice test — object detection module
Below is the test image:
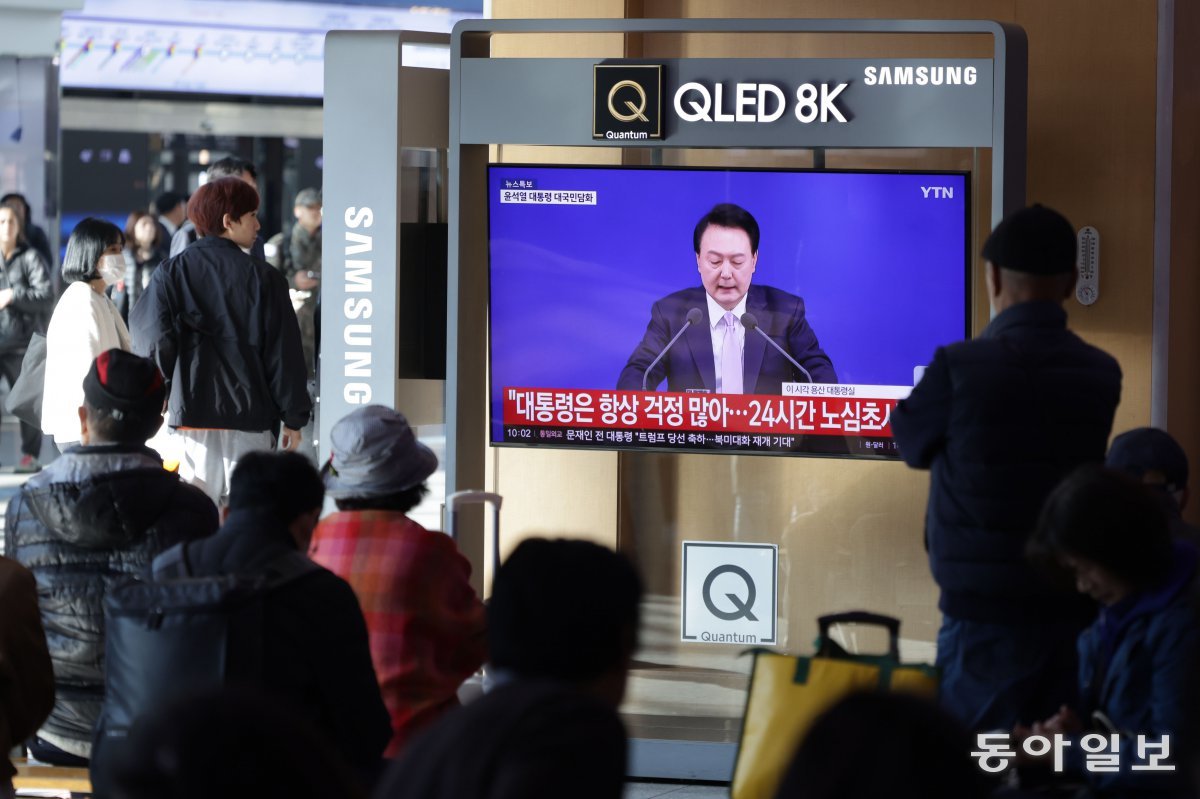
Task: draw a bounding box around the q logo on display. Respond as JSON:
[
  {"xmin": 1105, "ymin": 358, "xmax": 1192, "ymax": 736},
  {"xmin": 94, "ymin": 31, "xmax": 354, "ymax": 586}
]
[
  {"xmin": 607, "ymin": 80, "xmax": 649, "ymax": 122},
  {"xmin": 593, "ymin": 63, "xmax": 662, "ymax": 141},
  {"xmin": 702, "ymin": 564, "xmax": 758, "ymax": 621},
  {"xmin": 682, "ymin": 541, "xmax": 778, "ymax": 645}
]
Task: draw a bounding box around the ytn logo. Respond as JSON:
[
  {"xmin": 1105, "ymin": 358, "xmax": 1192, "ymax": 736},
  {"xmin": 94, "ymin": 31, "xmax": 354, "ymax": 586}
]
[
  {"xmin": 921, "ymin": 186, "xmax": 955, "ymax": 199},
  {"xmin": 593, "ymin": 64, "xmax": 663, "ymax": 141}
]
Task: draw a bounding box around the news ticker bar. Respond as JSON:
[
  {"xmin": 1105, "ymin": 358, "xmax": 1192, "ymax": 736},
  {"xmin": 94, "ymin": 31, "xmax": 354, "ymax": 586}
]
[
  {"xmin": 502, "ymin": 387, "xmax": 900, "ymax": 437},
  {"xmin": 502, "ymin": 423, "xmax": 897, "ymax": 455}
]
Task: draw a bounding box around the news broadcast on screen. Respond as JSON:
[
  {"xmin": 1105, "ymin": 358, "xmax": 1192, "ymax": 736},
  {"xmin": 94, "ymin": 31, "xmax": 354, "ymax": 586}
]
[{"xmin": 488, "ymin": 165, "xmax": 969, "ymax": 459}]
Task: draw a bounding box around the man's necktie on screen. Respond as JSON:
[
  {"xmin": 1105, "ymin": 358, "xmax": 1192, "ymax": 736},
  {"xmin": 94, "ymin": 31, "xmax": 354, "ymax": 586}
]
[{"xmin": 722, "ymin": 311, "xmax": 743, "ymax": 394}]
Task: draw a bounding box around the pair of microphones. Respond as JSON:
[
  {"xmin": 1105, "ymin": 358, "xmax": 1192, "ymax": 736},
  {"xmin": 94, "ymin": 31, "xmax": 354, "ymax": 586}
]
[{"xmin": 641, "ymin": 307, "xmax": 814, "ymax": 391}]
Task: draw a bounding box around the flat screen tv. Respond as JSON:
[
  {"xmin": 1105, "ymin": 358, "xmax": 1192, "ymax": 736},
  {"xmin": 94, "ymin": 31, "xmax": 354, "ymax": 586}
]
[{"xmin": 487, "ymin": 164, "xmax": 970, "ymax": 459}]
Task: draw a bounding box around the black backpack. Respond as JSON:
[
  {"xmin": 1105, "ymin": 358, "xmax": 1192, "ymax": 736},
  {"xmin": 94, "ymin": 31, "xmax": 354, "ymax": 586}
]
[{"xmin": 91, "ymin": 542, "xmax": 320, "ymax": 789}]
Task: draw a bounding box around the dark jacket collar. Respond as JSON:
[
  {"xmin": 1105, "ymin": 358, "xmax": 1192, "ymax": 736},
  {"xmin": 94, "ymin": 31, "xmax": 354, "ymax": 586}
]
[
  {"xmin": 188, "ymin": 507, "xmax": 301, "ymax": 576},
  {"xmin": 62, "ymin": 442, "xmax": 164, "ymax": 460},
  {"xmin": 219, "ymin": 507, "xmax": 300, "ymax": 550},
  {"xmin": 1, "ymin": 241, "xmax": 29, "ymax": 265},
  {"xmin": 192, "ymin": 235, "xmax": 243, "ymax": 254},
  {"xmin": 981, "ymin": 300, "xmax": 1067, "ymax": 339},
  {"xmin": 1094, "ymin": 540, "xmax": 1198, "ymax": 673}
]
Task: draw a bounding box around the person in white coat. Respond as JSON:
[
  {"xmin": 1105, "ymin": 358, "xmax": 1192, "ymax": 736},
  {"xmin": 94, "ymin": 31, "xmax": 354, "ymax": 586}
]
[{"xmin": 42, "ymin": 218, "xmax": 131, "ymax": 450}]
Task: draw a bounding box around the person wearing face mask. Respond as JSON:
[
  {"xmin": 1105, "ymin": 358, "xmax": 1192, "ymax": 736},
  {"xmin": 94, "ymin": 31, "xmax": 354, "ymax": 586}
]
[
  {"xmin": 0, "ymin": 199, "xmax": 52, "ymax": 472},
  {"xmin": 131, "ymin": 178, "xmax": 310, "ymax": 506},
  {"xmin": 42, "ymin": 218, "xmax": 132, "ymax": 452},
  {"xmin": 891, "ymin": 205, "xmax": 1123, "ymax": 735}
]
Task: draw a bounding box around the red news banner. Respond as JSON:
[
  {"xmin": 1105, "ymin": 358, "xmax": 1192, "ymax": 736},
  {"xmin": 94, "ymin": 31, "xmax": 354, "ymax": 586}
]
[{"xmin": 502, "ymin": 386, "xmax": 903, "ymax": 455}]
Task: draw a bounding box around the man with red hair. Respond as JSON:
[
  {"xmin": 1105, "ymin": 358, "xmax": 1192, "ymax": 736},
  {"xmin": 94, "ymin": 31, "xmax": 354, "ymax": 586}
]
[{"xmin": 131, "ymin": 177, "xmax": 311, "ymax": 505}]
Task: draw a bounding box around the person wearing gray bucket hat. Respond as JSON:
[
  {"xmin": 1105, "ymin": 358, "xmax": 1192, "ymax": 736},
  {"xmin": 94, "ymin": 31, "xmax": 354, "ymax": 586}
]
[
  {"xmin": 322, "ymin": 405, "xmax": 438, "ymax": 500},
  {"xmin": 310, "ymin": 405, "xmax": 485, "ymax": 756}
]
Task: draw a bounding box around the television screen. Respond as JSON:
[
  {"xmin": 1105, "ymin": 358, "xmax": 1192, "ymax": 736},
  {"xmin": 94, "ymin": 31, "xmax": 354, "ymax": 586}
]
[{"xmin": 488, "ymin": 165, "xmax": 969, "ymax": 459}]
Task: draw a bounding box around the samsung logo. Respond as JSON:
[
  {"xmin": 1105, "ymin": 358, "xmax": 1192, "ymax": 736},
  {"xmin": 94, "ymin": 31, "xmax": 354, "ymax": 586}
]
[
  {"xmin": 342, "ymin": 206, "xmax": 374, "ymax": 405},
  {"xmin": 863, "ymin": 65, "xmax": 978, "ymax": 86}
]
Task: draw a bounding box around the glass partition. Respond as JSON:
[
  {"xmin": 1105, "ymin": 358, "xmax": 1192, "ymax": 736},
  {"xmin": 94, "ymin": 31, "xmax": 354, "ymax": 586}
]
[{"xmin": 615, "ymin": 145, "xmax": 989, "ymax": 747}]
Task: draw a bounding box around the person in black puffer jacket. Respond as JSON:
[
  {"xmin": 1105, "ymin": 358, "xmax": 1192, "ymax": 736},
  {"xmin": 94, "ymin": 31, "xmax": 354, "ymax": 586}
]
[
  {"xmin": 0, "ymin": 198, "xmax": 52, "ymax": 471},
  {"xmin": 0, "ymin": 192, "xmax": 54, "ymax": 277},
  {"xmin": 5, "ymin": 350, "xmax": 218, "ymax": 765}
]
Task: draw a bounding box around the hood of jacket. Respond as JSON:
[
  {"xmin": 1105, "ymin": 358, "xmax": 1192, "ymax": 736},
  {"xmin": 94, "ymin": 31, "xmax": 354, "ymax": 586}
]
[{"xmin": 21, "ymin": 445, "xmax": 184, "ymax": 549}]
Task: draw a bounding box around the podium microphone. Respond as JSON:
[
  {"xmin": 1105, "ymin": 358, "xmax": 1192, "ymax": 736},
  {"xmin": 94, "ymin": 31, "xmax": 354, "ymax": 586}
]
[
  {"xmin": 741, "ymin": 312, "xmax": 813, "ymax": 383},
  {"xmin": 643, "ymin": 307, "xmax": 704, "ymax": 390}
]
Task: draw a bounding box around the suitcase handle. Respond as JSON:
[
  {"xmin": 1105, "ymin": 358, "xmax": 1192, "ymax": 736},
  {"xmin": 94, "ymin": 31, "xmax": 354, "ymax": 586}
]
[
  {"xmin": 817, "ymin": 611, "xmax": 901, "ymax": 659},
  {"xmin": 447, "ymin": 490, "xmax": 503, "ymax": 579}
]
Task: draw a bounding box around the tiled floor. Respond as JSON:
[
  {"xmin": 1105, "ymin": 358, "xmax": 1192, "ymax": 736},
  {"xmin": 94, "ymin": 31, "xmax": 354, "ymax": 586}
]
[{"xmin": 625, "ymin": 782, "xmax": 729, "ymax": 799}]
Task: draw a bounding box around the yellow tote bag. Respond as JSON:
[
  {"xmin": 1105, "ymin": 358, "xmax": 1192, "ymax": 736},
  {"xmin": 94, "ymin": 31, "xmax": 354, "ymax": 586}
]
[{"xmin": 730, "ymin": 612, "xmax": 939, "ymax": 799}]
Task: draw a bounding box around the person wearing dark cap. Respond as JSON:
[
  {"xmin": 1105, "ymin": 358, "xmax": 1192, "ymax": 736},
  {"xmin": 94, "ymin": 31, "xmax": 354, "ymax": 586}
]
[
  {"xmin": 1107, "ymin": 427, "xmax": 1200, "ymax": 545},
  {"xmin": 309, "ymin": 405, "xmax": 485, "ymax": 757},
  {"xmin": 289, "ymin": 187, "xmax": 322, "ymax": 377},
  {"xmin": 289, "ymin": 186, "xmax": 322, "ymax": 290},
  {"xmin": 375, "ymin": 538, "xmax": 640, "ymax": 799},
  {"xmin": 4, "ymin": 349, "xmax": 218, "ymax": 766},
  {"xmin": 174, "ymin": 450, "xmax": 391, "ymax": 783},
  {"xmin": 891, "ymin": 204, "xmax": 1123, "ymax": 733}
]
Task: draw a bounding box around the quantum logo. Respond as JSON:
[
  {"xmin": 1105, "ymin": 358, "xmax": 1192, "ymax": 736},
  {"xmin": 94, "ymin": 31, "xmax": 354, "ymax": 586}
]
[
  {"xmin": 593, "ymin": 63, "xmax": 662, "ymax": 141},
  {"xmin": 607, "ymin": 80, "xmax": 649, "ymax": 122}
]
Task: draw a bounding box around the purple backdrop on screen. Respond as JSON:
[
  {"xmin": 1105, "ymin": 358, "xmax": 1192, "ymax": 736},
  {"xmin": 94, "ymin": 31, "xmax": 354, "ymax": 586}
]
[{"xmin": 488, "ymin": 165, "xmax": 969, "ymax": 445}]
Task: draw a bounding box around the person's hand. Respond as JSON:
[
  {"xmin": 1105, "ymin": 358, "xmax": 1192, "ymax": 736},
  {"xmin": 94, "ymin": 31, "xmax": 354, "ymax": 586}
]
[
  {"xmin": 293, "ymin": 272, "xmax": 319, "ymax": 290},
  {"xmin": 1012, "ymin": 705, "xmax": 1082, "ymax": 764},
  {"xmin": 1012, "ymin": 723, "xmax": 1041, "ymax": 765},
  {"xmin": 0, "ymin": 288, "xmax": 15, "ymax": 309},
  {"xmin": 1033, "ymin": 705, "xmax": 1082, "ymax": 736},
  {"xmin": 280, "ymin": 426, "xmax": 302, "ymax": 451}
]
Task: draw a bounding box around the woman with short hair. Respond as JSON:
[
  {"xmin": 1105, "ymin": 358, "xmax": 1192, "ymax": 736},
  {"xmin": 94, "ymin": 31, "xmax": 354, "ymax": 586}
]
[
  {"xmin": 0, "ymin": 199, "xmax": 52, "ymax": 471},
  {"xmin": 1018, "ymin": 465, "xmax": 1199, "ymax": 796},
  {"xmin": 42, "ymin": 218, "xmax": 132, "ymax": 450}
]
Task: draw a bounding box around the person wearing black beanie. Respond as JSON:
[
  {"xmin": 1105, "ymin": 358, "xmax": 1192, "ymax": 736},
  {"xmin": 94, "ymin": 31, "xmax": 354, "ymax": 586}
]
[
  {"xmin": 890, "ymin": 204, "xmax": 1123, "ymax": 734},
  {"xmin": 5, "ymin": 349, "xmax": 218, "ymax": 766}
]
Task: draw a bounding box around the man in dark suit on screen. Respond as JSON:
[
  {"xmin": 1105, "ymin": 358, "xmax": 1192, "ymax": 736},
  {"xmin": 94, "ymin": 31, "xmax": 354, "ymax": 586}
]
[{"xmin": 617, "ymin": 203, "xmax": 836, "ymax": 394}]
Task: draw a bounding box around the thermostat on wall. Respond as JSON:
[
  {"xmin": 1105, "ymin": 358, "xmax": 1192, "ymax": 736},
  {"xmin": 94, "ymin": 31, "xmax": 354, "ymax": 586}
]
[{"xmin": 1076, "ymin": 226, "xmax": 1100, "ymax": 306}]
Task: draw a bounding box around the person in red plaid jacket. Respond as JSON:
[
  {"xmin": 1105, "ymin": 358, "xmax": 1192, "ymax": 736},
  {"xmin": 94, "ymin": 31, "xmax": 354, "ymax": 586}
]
[{"xmin": 310, "ymin": 405, "xmax": 486, "ymax": 757}]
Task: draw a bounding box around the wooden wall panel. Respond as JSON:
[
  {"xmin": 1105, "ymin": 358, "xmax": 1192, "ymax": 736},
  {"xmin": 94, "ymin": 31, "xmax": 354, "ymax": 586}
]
[{"xmin": 491, "ymin": 0, "xmax": 628, "ymax": 59}]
